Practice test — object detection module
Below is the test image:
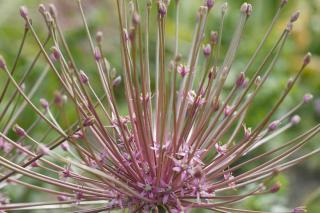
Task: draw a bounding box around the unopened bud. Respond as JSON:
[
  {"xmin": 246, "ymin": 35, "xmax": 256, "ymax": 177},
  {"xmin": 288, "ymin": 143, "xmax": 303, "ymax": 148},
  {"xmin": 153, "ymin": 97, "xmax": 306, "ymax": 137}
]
[
  {"xmin": 255, "ymin": 76, "xmax": 261, "ymax": 86},
  {"xmin": 84, "ymin": 116, "xmax": 95, "ymax": 127},
  {"xmin": 203, "ymin": 44, "xmax": 211, "ymax": 57},
  {"xmin": 57, "ymin": 195, "xmax": 68, "ymax": 201},
  {"xmin": 303, "ymin": 52, "xmax": 312, "ymax": 65},
  {"xmin": 268, "ymin": 120, "xmax": 280, "ymax": 131},
  {"xmin": 159, "ymin": 3, "xmax": 167, "ymax": 17},
  {"xmin": 20, "ymin": 6, "xmax": 29, "ymax": 20},
  {"xmin": 269, "ymin": 182, "xmax": 281, "ymax": 193},
  {"xmin": 210, "ymin": 31, "xmax": 218, "ymax": 45},
  {"xmin": 112, "ymin": 76, "xmax": 122, "ymax": 86},
  {"xmin": 132, "ymin": 12, "xmax": 140, "ymax": 26},
  {"xmin": 292, "ymin": 207, "xmax": 307, "ymax": 213},
  {"xmin": 61, "ymin": 142, "xmax": 69, "ymax": 151},
  {"xmin": 94, "ymin": 47, "xmax": 101, "ymax": 61},
  {"xmin": 291, "ymin": 115, "xmax": 301, "ymax": 125},
  {"xmin": 31, "ymin": 161, "xmax": 39, "ymax": 167},
  {"xmin": 0, "ymin": 55, "xmax": 7, "ymax": 69},
  {"xmin": 221, "ymin": 2, "xmax": 228, "ymax": 15},
  {"xmin": 79, "ymin": 70, "xmax": 89, "ymax": 84},
  {"xmin": 280, "ymin": 0, "xmax": 288, "ymax": 7},
  {"xmin": 13, "ymin": 125, "xmax": 26, "ymax": 137},
  {"xmin": 39, "ymin": 144, "xmax": 50, "ymax": 155},
  {"xmin": 303, "ymin": 93, "xmax": 313, "ymax": 103},
  {"xmin": 96, "ymin": 31, "xmax": 103, "ymax": 43},
  {"xmin": 48, "ymin": 4, "xmax": 57, "ymax": 18},
  {"xmin": 51, "ymin": 46, "xmax": 61, "ymax": 61},
  {"xmin": 38, "ymin": 4, "xmax": 46, "ymax": 15},
  {"xmin": 206, "ymin": 0, "xmax": 214, "ymax": 10},
  {"xmin": 290, "ymin": 11, "xmax": 300, "ymax": 23},
  {"xmin": 236, "ymin": 72, "xmax": 245, "ymax": 87},
  {"xmin": 240, "ymin": 2, "xmax": 252, "ymax": 16},
  {"xmin": 40, "ymin": 98, "xmax": 49, "ymax": 109}
]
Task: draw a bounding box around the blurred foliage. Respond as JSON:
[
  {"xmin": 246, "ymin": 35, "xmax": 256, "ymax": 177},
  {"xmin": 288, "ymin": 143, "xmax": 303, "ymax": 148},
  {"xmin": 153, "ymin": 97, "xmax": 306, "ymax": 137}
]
[{"xmin": 0, "ymin": 0, "xmax": 319, "ymax": 212}]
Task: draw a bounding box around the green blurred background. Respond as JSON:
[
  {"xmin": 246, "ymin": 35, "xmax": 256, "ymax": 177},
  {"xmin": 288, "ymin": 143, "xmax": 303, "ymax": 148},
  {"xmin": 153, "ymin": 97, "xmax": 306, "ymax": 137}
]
[{"xmin": 0, "ymin": 0, "xmax": 319, "ymax": 212}]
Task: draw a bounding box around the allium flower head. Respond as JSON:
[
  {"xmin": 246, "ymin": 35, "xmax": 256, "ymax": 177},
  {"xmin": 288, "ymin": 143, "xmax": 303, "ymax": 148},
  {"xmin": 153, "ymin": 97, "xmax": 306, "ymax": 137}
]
[{"xmin": 0, "ymin": 0, "xmax": 318, "ymax": 212}]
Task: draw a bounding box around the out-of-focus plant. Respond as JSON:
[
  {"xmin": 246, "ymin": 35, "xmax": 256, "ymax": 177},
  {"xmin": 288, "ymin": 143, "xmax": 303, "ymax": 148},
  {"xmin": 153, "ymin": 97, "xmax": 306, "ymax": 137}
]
[{"xmin": 0, "ymin": 0, "xmax": 318, "ymax": 212}]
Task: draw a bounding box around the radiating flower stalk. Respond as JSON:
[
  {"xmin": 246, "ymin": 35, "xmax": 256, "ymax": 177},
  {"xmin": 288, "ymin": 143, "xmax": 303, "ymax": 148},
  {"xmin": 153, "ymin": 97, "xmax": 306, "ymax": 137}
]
[{"xmin": 0, "ymin": 0, "xmax": 318, "ymax": 212}]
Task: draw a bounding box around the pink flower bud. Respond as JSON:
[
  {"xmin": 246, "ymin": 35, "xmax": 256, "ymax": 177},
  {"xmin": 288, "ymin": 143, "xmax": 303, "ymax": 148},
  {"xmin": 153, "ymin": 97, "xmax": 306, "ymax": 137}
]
[
  {"xmin": 206, "ymin": 0, "xmax": 214, "ymax": 10},
  {"xmin": 236, "ymin": 72, "xmax": 245, "ymax": 87},
  {"xmin": 303, "ymin": 52, "xmax": 312, "ymax": 65},
  {"xmin": 132, "ymin": 12, "xmax": 140, "ymax": 26},
  {"xmin": 94, "ymin": 47, "xmax": 101, "ymax": 61},
  {"xmin": 39, "ymin": 145, "xmax": 50, "ymax": 155},
  {"xmin": 112, "ymin": 76, "xmax": 122, "ymax": 86},
  {"xmin": 159, "ymin": 3, "xmax": 167, "ymax": 17},
  {"xmin": 177, "ymin": 64, "xmax": 190, "ymax": 77},
  {"xmin": 269, "ymin": 182, "xmax": 281, "ymax": 193},
  {"xmin": 40, "ymin": 98, "xmax": 49, "ymax": 109},
  {"xmin": 61, "ymin": 142, "xmax": 69, "ymax": 151},
  {"xmin": 291, "ymin": 115, "xmax": 301, "ymax": 125},
  {"xmin": 240, "ymin": 2, "xmax": 252, "ymax": 16},
  {"xmin": 57, "ymin": 195, "xmax": 68, "ymax": 201},
  {"xmin": 292, "ymin": 207, "xmax": 306, "ymax": 213},
  {"xmin": 0, "ymin": 55, "xmax": 7, "ymax": 69},
  {"xmin": 13, "ymin": 125, "xmax": 26, "ymax": 137},
  {"xmin": 79, "ymin": 70, "xmax": 89, "ymax": 84},
  {"xmin": 20, "ymin": 6, "xmax": 29, "ymax": 20},
  {"xmin": 210, "ymin": 31, "xmax": 218, "ymax": 45},
  {"xmin": 290, "ymin": 11, "xmax": 300, "ymax": 23},
  {"xmin": 268, "ymin": 120, "xmax": 280, "ymax": 131},
  {"xmin": 51, "ymin": 46, "xmax": 61, "ymax": 61},
  {"xmin": 31, "ymin": 161, "xmax": 39, "ymax": 168},
  {"xmin": 203, "ymin": 44, "xmax": 211, "ymax": 57},
  {"xmin": 281, "ymin": 0, "xmax": 288, "ymax": 7},
  {"xmin": 303, "ymin": 93, "xmax": 313, "ymax": 103}
]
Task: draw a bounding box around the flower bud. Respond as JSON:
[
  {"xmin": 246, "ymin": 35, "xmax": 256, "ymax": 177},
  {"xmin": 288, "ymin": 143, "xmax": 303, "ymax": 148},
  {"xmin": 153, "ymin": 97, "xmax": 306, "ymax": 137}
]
[
  {"xmin": 210, "ymin": 31, "xmax": 218, "ymax": 45},
  {"xmin": 112, "ymin": 76, "xmax": 122, "ymax": 87},
  {"xmin": 240, "ymin": 2, "xmax": 252, "ymax": 16},
  {"xmin": 48, "ymin": 4, "xmax": 57, "ymax": 18},
  {"xmin": 31, "ymin": 161, "xmax": 39, "ymax": 168},
  {"xmin": 291, "ymin": 115, "xmax": 301, "ymax": 125},
  {"xmin": 40, "ymin": 98, "xmax": 49, "ymax": 109},
  {"xmin": 13, "ymin": 125, "xmax": 26, "ymax": 137},
  {"xmin": 303, "ymin": 93, "xmax": 313, "ymax": 103},
  {"xmin": 57, "ymin": 195, "xmax": 68, "ymax": 201},
  {"xmin": 268, "ymin": 120, "xmax": 280, "ymax": 131},
  {"xmin": 236, "ymin": 72, "xmax": 245, "ymax": 88},
  {"xmin": 61, "ymin": 142, "xmax": 69, "ymax": 151},
  {"xmin": 20, "ymin": 6, "xmax": 29, "ymax": 20},
  {"xmin": 96, "ymin": 31, "xmax": 103, "ymax": 43},
  {"xmin": 0, "ymin": 55, "xmax": 7, "ymax": 69},
  {"xmin": 292, "ymin": 207, "xmax": 306, "ymax": 213},
  {"xmin": 94, "ymin": 47, "xmax": 101, "ymax": 61},
  {"xmin": 177, "ymin": 64, "xmax": 190, "ymax": 77},
  {"xmin": 51, "ymin": 46, "xmax": 61, "ymax": 61},
  {"xmin": 39, "ymin": 144, "xmax": 50, "ymax": 155},
  {"xmin": 84, "ymin": 116, "xmax": 95, "ymax": 127},
  {"xmin": 203, "ymin": 44, "xmax": 211, "ymax": 57},
  {"xmin": 159, "ymin": 3, "xmax": 167, "ymax": 17},
  {"xmin": 79, "ymin": 70, "xmax": 89, "ymax": 84},
  {"xmin": 38, "ymin": 4, "xmax": 46, "ymax": 15},
  {"xmin": 269, "ymin": 182, "xmax": 281, "ymax": 193},
  {"xmin": 303, "ymin": 52, "xmax": 312, "ymax": 65},
  {"xmin": 290, "ymin": 11, "xmax": 300, "ymax": 23},
  {"xmin": 206, "ymin": 0, "xmax": 214, "ymax": 10},
  {"xmin": 132, "ymin": 12, "xmax": 140, "ymax": 26}
]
